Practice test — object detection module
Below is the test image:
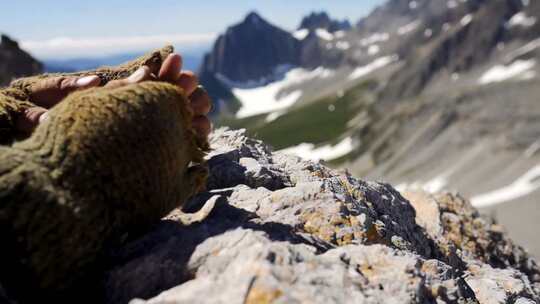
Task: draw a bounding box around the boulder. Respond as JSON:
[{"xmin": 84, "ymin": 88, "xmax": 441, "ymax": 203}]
[{"xmin": 106, "ymin": 128, "xmax": 540, "ymax": 304}]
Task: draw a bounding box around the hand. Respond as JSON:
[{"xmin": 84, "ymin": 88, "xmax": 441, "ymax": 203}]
[
  {"xmin": 15, "ymin": 75, "xmax": 101, "ymax": 133},
  {"xmin": 106, "ymin": 53, "xmax": 212, "ymax": 139},
  {"xmin": 15, "ymin": 53, "xmax": 212, "ymax": 139}
]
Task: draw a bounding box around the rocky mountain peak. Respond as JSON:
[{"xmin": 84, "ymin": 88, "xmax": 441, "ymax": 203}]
[
  {"xmin": 243, "ymin": 11, "xmax": 266, "ymax": 27},
  {"xmin": 199, "ymin": 12, "xmax": 300, "ymax": 84},
  {"xmin": 1, "ymin": 35, "xmax": 19, "ymax": 49},
  {"xmin": 299, "ymin": 11, "xmax": 351, "ymax": 33},
  {"xmin": 0, "ymin": 34, "xmax": 42, "ymax": 87}
]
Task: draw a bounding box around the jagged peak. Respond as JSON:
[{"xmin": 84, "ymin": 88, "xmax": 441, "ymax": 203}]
[
  {"xmin": 242, "ymin": 11, "xmax": 268, "ymax": 27},
  {"xmin": 1, "ymin": 34, "xmax": 19, "ymax": 48},
  {"xmin": 298, "ymin": 11, "xmax": 351, "ymax": 32}
]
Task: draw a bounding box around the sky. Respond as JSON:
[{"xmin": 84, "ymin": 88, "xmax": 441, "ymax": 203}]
[{"xmin": 0, "ymin": 0, "xmax": 384, "ymax": 59}]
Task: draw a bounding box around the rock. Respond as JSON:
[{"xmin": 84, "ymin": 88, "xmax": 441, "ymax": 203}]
[
  {"xmin": 199, "ymin": 12, "xmax": 301, "ymax": 84},
  {"xmin": 198, "ymin": 11, "xmax": 350, "ymax": 113},
  {"xmin": 105, "ymin": 128, "xmax": 540, "ymax": 303},
  {"xmin": 0, "ymin": 34, "xmax": 42, "ymax": 87},
  {"xmin": 298, "ymin": 11, "xmax": 352, "ymax": 33}
]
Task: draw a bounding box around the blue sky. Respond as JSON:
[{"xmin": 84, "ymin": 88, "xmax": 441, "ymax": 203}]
[{"xmin": 1, "ymin": 0, "xmax": 384, "ymax": 59}]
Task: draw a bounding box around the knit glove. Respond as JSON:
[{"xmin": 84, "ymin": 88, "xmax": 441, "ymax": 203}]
[
  {"xmin": 0, "ymin": 63, "xmax": 208, "ymax": 300},
  {"xmin": 0, "ymin": 46, "xmax": 174, "ymax": 144}
]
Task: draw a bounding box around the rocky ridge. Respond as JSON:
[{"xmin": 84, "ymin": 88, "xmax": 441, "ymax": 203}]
[
  {"xmin": 199, "ymin": 11, "xmax": 351, "ymax": 111},
  {"xmin": 0, "ymin": 34, "xmax": 42, "ymax": 87},
  {"xmin": 205, "ymin": 0, "xmax": 540, "ymax": 258},
  {"xmin": 298, "ymin": 11, "xmax": 352, "ymax": 33},
  {"xmin": 104, "ymin": 128, "xmax": 540, "ymax": 304},
  {"xmin": 199, "ymin": 12, "xmax": 301, "ymax": 84}
]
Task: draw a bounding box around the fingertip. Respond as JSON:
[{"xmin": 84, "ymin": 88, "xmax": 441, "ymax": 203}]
[
  {"xmin": 177, "ymin": 71, "xmax": 198, "ymax": 96},
  {"xmin": 192, "ymin": 115, "xmax": 212, "ymax": 138},
  {"xmin": 190, "ymin": 86, "xmax": 212, "ymax": 115},
  {"xmin": 15, "ymin": 107, "xmax": 48, "ymax": 134},
  {"xmin": 76, "ymin": 75, "xmax": 101, "ymax": 88},
  {"xmin": 158, "ymin": 53, "xmax": 183, "ymax": 81},
  {"xmin": 38, "ymin": 111, "xmax": 49, "ymax": 123},
  {"xmin": 127, "ymin": 66, "xmax": 152, "ymax": 83}
]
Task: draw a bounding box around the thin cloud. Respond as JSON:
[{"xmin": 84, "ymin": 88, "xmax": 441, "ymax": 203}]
[{"xmin": 21, "ymin": 33, "xmax": 217, "ymax": 59}]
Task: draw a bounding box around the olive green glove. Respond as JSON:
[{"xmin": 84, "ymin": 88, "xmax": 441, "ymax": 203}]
[
  {"xmin": 0, "ymin": 46, "xmax": 174, "ymax": 144},
  {"xmin": 0, "ymin": 73, "xmax": 208, "ymax": 299}
]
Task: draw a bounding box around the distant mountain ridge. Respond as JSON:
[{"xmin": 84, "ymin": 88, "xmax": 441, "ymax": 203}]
[
  {"xmin": 0, "ymin": 34, "xmax": 42, "ymax": 86},
  {"xmin": 368, "ymin": 0, "xmax": 540, "ymax": 100},
  {"xmin": 199, "ymin": 12, "xmax": 301, "ymax": 84},
  {"xmin": 207, "ymin": 0, "xmax": 540, "ymax": 258},
  {"xmin": 199, "ymin": 11, "xmax": 351, "ymax": 113},
  {"xmin": 298, "ymin": 11, "xmax": 351, "ymax": 33}
]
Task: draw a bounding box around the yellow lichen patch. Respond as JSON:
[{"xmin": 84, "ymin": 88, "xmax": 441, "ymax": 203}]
[
  {"xmin": 245, "ymin": 286, "xmax": 283, "ymax": 304},
  {"xmin": 337, "ymin": 176, "xmax": 366, "ymax": 202},
  {"xmin": 301, "ymin": 211, "xmax": 334, "ymax": 242},
  {"xmin": 301, "ymin": 208, "xmax": 363, "ymax": 245}
]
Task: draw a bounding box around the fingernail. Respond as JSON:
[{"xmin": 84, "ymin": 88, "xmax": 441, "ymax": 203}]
[
  {"xmin": 197, "ymin": 85, "xmax": 207, "ymax": 93},
  {"xmin": 38, "ymin": 111, "xmax": 48, "ymax": 123},
  {"xmin": 76, "ymin": 75, "xmax": 99, "ymax": 87},
  {"xmin": 128, "ymin": 67, "xmax": 147, "ymax": 82}
]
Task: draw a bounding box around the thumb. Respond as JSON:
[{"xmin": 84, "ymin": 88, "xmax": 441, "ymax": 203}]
[{"xmin": 29, "ymin": 75, "xmax": 100, "ymax": 108}]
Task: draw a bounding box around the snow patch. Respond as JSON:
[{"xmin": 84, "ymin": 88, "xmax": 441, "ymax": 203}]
[
  {"xmin": 478, "ymin": 59, "xmax": 536, "ymax": 84},
  {"xmin": 232, "ymin": 67, "xmax": 335, "ymax": 118},
  {"xmin": 398, "ymin": 20, "xmax": 421, "ymax": 35},
  {"xmin": 360, "ymin": 33, "xmax": 389, "ymax": 46},
  {"xmin": 348, "ymin": 55, "xmax": 398, "ymax": 80},
  {"xmin": 334, "ymin": 31, "xmax": 346, "ymax": 38},
  {"xmin": 507, "ymin": 12, "xmax": 537, "ymax": 28},
  {"xmin": 336, "ymin": 41, "xmax": 351, "ymax": 50},
  {"xmin": 460, "ymin": 14, "xmax": 473, "ymax": 26},
  {"xmin": 293, "ymin": 29, "xmax": 309, "ymax": 40},
  {"xmin": 447, "ymin": 0, "xmax": 458, "ymax": 9},
  {"xmin": 316, "ymin": 29, "xmax": 334, "ymax": 41},
  {"xmin": 471, "ymin": 164, "xmax": 540, "ymax": 208},
  {"xmin": 409, "ymin": 1, "xmax": 418, "ymax": 9},
  {"xmin": 368, "ymin": 45, "xmax": 380, "ymax": 55},
  {"xmin": 278, "ymin": 137, "xmax": 355, "ymax": 162}
]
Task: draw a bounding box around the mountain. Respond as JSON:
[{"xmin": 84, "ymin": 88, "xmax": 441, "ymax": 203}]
[
  {"xmin": 298, "ymin": 11, "xmax": 351, "ymax": 33},
  {"xmin": 199, "ymin": 11, "xmax": 351, "ymax": 114},
  {"xmin": 347, "ymin": 0, "xmax": 540, "ymax": 258},
  {"xmin": 208, "ymin": 0, "xmax": 540, "ymax": 258},
  {"xmin": 0, "ymin": 34, "xmax": 42, "ymax": 86},
  {"xmin": 199, "ymin": 12, "xmax": 301, "ymax": 84},
  {"xmin": 374, "ymin": 0, "xmax": 540, "ymax": 99}
]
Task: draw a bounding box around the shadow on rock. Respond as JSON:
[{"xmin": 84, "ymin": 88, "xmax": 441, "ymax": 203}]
[{"xmin": 104, "ymin": 193, "xmax": 325, "ymax": 304}]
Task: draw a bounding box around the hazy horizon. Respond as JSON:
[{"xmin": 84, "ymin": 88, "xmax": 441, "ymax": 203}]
[{"xmin": 0, "ymin": 1, "xmax": 384, "ymax": 60}]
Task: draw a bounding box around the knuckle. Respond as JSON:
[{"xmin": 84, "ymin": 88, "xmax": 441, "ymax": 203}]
[{"xmin": 59, "ymin": 77, "xmax": 77, "ymax": 90}]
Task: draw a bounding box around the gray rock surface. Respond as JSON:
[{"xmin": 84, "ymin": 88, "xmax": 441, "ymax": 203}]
[{"xmin": 105, "ymin": 128, "xmax": 540, "ymax": 304}]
